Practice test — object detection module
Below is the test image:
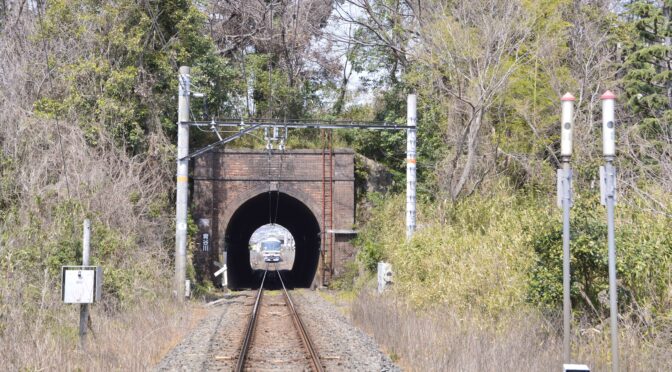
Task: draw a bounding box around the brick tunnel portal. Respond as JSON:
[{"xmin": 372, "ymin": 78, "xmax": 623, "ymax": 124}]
[
  {"xmin": 191, "ymin": 149, "xmax": 356, "ymax": 289},
  {"xmin": 226, "ymin": 191, "xmax": 320, "ymax": 289}
]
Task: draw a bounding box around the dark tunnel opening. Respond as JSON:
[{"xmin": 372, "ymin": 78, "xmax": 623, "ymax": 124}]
[{"xmin": 225, "ymin": 192, "xmax": 321, "ymax": 289}]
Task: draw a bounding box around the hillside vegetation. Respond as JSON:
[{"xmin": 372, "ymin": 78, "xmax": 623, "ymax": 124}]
[
  {"xmin": 1, "ymin": 0, "xmax": 671, "ymax": 370},
  {"xmin": 353, "ymin": 189, "xmax": 671, "ymax": 369}
]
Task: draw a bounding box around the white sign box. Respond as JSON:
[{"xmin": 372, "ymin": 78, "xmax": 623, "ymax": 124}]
[{"xmin": 61, "ymin": 266, "xmax": 103, "ymax": 304}]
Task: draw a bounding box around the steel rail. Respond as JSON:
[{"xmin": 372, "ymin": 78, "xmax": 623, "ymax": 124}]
[
  {"xmin": 235, "ymin": 267, "xmax": 268, "ymax": 372},
  {"xmin": 277, "ymin": 266, "xmax": 325, "ymax": 372}
]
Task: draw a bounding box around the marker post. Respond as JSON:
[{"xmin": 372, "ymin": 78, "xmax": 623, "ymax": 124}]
[
  {"xmin": 600, "ymin": 90, "xmax": 619, "ymax": 372},
  {"xmin": 559, "ymin": 93, "xmax": 575, "ymax": 364},
  {"xmin": 406, "ymin": 94, "xmax": 417, "ymax": 240}
]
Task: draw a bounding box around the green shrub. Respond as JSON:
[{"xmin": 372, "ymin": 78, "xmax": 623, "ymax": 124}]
[
  {"xmin": 355, "ymin": 188, "xmax": 672, "ymax": 328},
  {"xmin": 527, "ymin": 194, "xmax": 609, "ymax": 315},
  {"xmin": 528, "ymin": 192, "xmax": 672, "ymax": 322},
  {"xmin": 355, "ymin": 191, "xmax": 550, "ymax": 317}
]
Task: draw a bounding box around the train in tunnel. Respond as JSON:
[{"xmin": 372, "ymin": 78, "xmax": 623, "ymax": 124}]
[{"xmin": 225, "ymin": 192, "xmax": 322, "ymax": 290}]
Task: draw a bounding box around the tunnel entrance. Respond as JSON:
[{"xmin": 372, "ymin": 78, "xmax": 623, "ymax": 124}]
[{"xmin": 225, "ymin": 192, "xmax": 321, "ymax": 289}]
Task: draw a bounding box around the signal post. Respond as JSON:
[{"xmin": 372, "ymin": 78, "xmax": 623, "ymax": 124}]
[
  {"xmin": 559, "ymin": 93, "xmax": 575, "ymax": 364},
  {"xmin": 600, "ymin": 91, "xmax": 619, "ymax": 372}
]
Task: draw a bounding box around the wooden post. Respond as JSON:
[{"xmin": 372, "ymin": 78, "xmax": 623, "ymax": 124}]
[{"xmin": 79, "ymin": 219, "xmax": 91, "ymax": 350}]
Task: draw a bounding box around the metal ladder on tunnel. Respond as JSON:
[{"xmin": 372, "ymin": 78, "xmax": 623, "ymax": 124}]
[{"xmin": 321, "ymin": 130, "xmax": 334, "ymax": 285}]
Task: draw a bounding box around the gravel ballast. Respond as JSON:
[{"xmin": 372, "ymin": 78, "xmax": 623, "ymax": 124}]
[{"xmin": 155, "ymin": 289, "xmax": 399, "ymax": 371}]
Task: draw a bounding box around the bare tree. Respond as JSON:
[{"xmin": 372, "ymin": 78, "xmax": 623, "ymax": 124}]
[
  {"xmin": 330, "ymin": 0, "xmax": 419, "ymax": 81},
  {"xmin": 206, "ymin": 0, "xmax": 337, "ymax": 117},
  {"xmin": 419, "ymin": 0, "xmax": 534, "ymax": 199}
]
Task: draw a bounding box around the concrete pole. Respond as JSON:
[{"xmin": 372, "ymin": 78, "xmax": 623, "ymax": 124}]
[
  {"xmin": 560, "ymin": 93, "xmax": 575, "ymax": 363},
  {"xmin": 406, "ymin": 94, "xmax": 417, "ymax": 240},
  {"xmin": 79, "ymin": 219, "xmax": 91, "ymax": 350},
  {"xmin": 601, "ymin": 90, "xmax": 619, "ymax": 372},
  {"xmin": 175, "ymin": 66, "xmax": 190, "ymax": 302}
]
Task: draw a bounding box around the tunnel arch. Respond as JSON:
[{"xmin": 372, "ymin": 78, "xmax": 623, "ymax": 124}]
[{"xmin": 224, "ymin": 190, "xmax": 321, "ymax": 289}]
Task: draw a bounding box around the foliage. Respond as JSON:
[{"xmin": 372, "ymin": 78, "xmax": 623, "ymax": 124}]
[
  {"xmin": 0, "ymin": 196, "xmax": 167, "ymax": 313},
  {"xmin": 528, "ymin": 191, "xmax": 672, "ymax": 323},
  {"xmin": 32, "ymin": 0, "xmax": 239, "ymax": 153},
  {"xmin": 622, "ymin": 0, "xmax": 672, "ymax": 127},
  {"xmin": 356, "ymin": 187, "xmax": 672, "ymax": 329},
  {"xmin": 355, "ymin": 189, "xmax": 549, "ymax": 317},
  {"xmin": 528, "ymin": 194, "xmax": 609, "ymax": 313},
  {"xmin": 354, "ymin": 193, "xmax": 401, "ymax": 272},
  {"xmin": 330, "ymin": 261, "xmax": 360, "ymax": 291}
]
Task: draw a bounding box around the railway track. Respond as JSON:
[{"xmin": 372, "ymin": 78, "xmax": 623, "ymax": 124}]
[
  {"xmin": 158, "ymin": 270, "xmax": 400, "ymax": 371},
  {"xmin": 234, "ymin": 265, "xmax": 324, "ymax": 372}
]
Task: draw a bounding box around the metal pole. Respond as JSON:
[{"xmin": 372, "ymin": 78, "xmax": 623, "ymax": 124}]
[
  {"xmin": 406, "ymin": 94, "xmax": 417, "ymax": 240},
  {"xmin": 560, "ymin": 93, "xmax": 575, "ymax": 363},
  {"xmin": 606, "ymin": 159, "xmax": 618, "ymax": 372},
  {"xmin": 601, "ymin": 90, "xmax": 619, "ymax": 372},
  {"xmin": 175, "ymin": 66, "xmax": 190, "ymax": 301},
  {"xmin": 561, "ymin": 159, "xmax": 572, "ymax": 361},
  {"xmin": 79, "ymin": 219, "xmax": 91, "ymax": 350}
]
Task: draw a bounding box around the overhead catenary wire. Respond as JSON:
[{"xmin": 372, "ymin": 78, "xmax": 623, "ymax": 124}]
[
  {"xmin": 264, "ymin": 134, "xmax": 285, "ymax": 226},
  {"xmin": 267, "ymin": 146, "xmax": 273, "ymax": 225},
  {"xmin": 185, "ymin": 119, "xmax": 413, "ymax": 131},
  {"xmin": 273, "ymin": 146, "xmax": 285, "ymax": 224}
]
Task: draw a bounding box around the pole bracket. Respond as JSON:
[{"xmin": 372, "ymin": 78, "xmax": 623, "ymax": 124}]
[
  {"xmin": 599, "ymin": 165, "xmax": 617, "ymax": 206},
  {"xmin": 556, "ymin": 168, "xmax": 573, "ymax": 208}
]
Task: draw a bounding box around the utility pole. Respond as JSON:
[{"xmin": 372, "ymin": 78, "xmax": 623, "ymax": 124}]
[
  {"xmin": 175, "ymin": 66, "xmax": 190, "ymax": 301},
  {"xmin": 559, "ymin": 93, "xmax": 575, "ymax": 364},
  {"xmin": 600, "ymin": 90, "xmax": 619, "ymax": 372},
  {"xmin": 406, "ymin": 94, "xmax": 417, "ymax": 240},
  {"xmin": 79, "ymin": 219, "xmax": 91, "ymax": 350}
]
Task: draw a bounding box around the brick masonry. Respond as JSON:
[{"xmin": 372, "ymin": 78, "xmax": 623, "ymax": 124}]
[{"xmin": 191, "ymin": 149, "xmax": 356, "ymax": 286}]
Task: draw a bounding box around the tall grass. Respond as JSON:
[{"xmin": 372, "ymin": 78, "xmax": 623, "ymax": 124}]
[
  {"xmin": 0, "ymin": 295, "xmax": 197, "ymax": 371},
  {"xmin": 352, "ymin": 289, "xmax": 672, "ymax": 371}
]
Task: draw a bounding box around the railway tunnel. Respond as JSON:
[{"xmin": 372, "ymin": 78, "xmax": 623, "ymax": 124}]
[
  {"xmin": 191, "ymin": 149, "xmax": 356, "ymax": 289},
  {"xmin": 225, "ymin": 191, "xmax": 321, "ymax": 289}
]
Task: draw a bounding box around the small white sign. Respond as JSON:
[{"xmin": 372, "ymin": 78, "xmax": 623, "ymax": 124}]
[
  {"xmin": 377, "ymin": 262, "xmax": 393, "ymax": 294},
  {"xmin": 63, "ymin": 269, "xmax": 95, "ymax": 304},
  {"xmin": 62, "ymin": 266, "xmax": 103, "ymax": 304},
  {"xmin": 563, "ymin": 363, "xmax": 590, "ymax": 372}
]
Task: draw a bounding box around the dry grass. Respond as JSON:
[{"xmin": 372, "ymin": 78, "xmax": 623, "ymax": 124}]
[
  {"xmin": 0, "ymin": 296, "xmax": 206, "ymax": 371},
  {"xmin": 351, "ymin": 289, "xmax": 672, "ymax": 372}
]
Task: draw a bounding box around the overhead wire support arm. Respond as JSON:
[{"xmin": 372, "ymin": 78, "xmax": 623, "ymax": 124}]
[
  {"xmin": 183, "ymin": 119, "xmax": 414, "ymax": 131},
  {"xmin": 181, "ymin": 124, "xmax": 263, "ymax": 161}
]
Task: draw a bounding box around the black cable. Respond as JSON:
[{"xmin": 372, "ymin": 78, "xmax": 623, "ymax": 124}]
[
  {"xmin": 267, "ymin": 147, "xmax": 273, "ymax": 225},
  {"xmin": 273, "ymin": 145, "xmax": 284, "ymax": 224}
]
